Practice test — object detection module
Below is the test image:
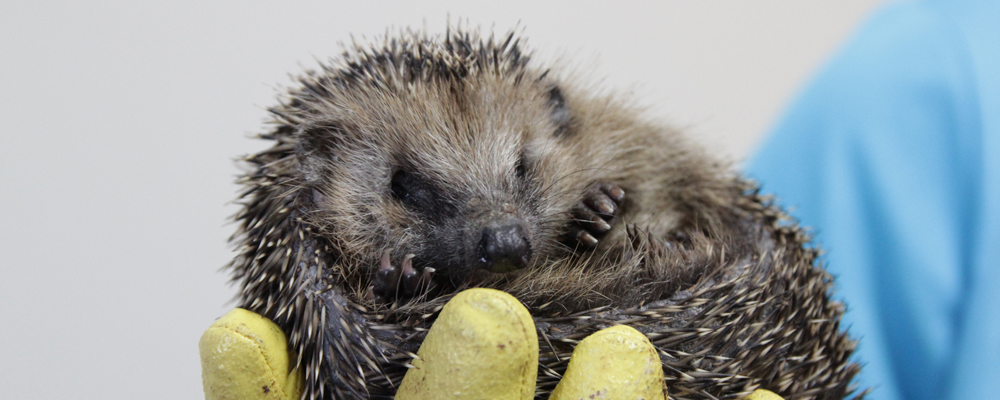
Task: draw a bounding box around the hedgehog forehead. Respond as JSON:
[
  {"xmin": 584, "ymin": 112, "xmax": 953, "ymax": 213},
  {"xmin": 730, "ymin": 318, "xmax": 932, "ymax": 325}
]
[
  {"xmin": 312, "ymin": 75, "xmax": 544, "ymax": 189},
  {"xmin": 342, "ymin": 75, "xmax": 544, "ymax": 169},
  {"xmin": 393, "ymin": 123, "xmax": 523, "ymax": 186}
]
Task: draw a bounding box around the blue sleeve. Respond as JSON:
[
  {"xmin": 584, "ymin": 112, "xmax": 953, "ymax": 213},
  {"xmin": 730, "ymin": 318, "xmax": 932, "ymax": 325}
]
[{"xmin": 746, "ymin": 1, "xmax": 1000, "ymax": 399}]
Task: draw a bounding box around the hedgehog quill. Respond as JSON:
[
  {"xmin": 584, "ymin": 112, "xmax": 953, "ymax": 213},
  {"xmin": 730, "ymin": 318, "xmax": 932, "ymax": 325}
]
[{"xmin": 228, "ymin": 28, "xmax": 862, "ymax": 400}]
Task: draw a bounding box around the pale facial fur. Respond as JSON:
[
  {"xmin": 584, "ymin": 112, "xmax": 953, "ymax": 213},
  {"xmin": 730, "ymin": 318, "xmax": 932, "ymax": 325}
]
[{"xmin": 292, "ymin": 64, "xmax": 740, "ymax": 292}]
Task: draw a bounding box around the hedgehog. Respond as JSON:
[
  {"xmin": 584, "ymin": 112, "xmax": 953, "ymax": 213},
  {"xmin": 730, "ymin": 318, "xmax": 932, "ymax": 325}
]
[{"xmin": 227, "ymin": 28, "xmax": 863, "ymax": 400}]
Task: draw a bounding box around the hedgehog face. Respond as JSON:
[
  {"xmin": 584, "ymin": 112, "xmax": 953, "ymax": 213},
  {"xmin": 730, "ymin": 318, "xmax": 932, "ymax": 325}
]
[{"xmin": 295, "ymin": 74, "xmax": 578, "ymax": 281}]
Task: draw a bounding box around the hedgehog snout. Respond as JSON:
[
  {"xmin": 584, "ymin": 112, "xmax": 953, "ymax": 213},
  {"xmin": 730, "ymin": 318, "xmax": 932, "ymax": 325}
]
[{"xmin": 475, "ymin": 220, "xmax": 532, "ymax": 273}]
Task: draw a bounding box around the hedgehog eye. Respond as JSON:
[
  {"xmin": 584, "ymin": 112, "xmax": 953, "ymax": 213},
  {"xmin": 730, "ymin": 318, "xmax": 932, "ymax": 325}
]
[
  {"xmin": 391, "ymin": 171, "xmax": 412, "ymax": 203},
  {"xmin": 391, "ymin": 170, "xmax": 431, "ymax": 208}
]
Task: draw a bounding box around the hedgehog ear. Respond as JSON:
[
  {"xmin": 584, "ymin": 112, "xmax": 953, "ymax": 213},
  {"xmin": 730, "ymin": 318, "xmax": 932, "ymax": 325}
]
[
  {"xmin": 295, "ymin": 125, "xmax": 342, "ymax": 184},
  {"xmin": 547, "ymin": 86, "xmax": 571, "ymax": 137}
]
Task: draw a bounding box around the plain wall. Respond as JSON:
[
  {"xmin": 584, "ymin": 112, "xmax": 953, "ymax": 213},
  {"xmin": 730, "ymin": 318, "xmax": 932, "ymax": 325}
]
[{"xmin": 0, "ymin": 1, "xmax": 883, "ymax": 399}]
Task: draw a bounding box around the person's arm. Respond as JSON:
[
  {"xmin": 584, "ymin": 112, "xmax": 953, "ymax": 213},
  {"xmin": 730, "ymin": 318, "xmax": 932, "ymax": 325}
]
[{"xmin": 747, "ymin": 2, "xmax": 991, "ymax": 400}]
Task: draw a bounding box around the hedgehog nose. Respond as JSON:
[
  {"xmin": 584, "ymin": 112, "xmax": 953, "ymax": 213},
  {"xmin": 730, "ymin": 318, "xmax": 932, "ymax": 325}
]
[{"xmin": 478, "ymin": 223, "xmax": 532, "ymax": 273}]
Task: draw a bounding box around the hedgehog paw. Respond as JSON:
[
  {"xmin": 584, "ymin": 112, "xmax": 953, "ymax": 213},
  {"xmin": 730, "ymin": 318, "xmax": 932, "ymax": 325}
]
[
  {"xmin": 567, "ymin": 182, "xmax": 625, "ymax": 249},
  {"xmin": 366, "ymin": 250, "xmax": 435, "ymax": 304}
]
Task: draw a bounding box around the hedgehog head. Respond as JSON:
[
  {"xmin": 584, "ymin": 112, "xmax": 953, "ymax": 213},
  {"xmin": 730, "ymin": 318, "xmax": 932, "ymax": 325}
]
[{"xmin": 273, "ymin": 30, "xmax": 591, "ymax": 281}]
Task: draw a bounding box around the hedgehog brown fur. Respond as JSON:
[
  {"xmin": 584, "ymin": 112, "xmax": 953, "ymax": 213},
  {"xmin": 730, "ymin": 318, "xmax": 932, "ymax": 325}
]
[{"xmin": 228, "ymin": 28, "xmax": 862, "ymax": 400}]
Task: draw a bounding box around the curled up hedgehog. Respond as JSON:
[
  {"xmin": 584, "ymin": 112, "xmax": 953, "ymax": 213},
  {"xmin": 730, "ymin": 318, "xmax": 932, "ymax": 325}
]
[{"xmin": 227, "ymin": 28, "xmax": 863, "ymax": 400}]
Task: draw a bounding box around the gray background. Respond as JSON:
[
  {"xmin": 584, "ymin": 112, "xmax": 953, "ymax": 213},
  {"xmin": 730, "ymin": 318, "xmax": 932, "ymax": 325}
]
[{"xmin": 0, "ymin": 1, "xmax": 884, "ymax": 399}]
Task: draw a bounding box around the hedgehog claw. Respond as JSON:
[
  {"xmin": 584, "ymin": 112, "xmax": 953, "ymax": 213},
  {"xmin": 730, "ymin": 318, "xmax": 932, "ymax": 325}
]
[
  {"xmin": 567, "ymin": 182, "xmax": 625, "ymax": 250},
  {"xmin": 371, "ymin": 252, "xmax": 434, "ymax": 304},
  {"xmin": 379, "ymin": 249, "xmax": 392, "ymax": 271},
  {"xmin": 421, "ymin": 267, "xmax": 435, "ymax": 285},
  {"xmin": 400, "ymin": 254, "xmax": 419, "ymax": 294}
]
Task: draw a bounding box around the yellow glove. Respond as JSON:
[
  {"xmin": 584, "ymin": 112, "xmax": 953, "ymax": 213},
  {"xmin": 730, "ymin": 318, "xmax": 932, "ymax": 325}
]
[
  {"xmin": 199, "ymin": 289, "xmax": 784, "ymax": 400},
  {"xmin": 199, "ymin": 308, "xmax": 304, "ymax": 400}
]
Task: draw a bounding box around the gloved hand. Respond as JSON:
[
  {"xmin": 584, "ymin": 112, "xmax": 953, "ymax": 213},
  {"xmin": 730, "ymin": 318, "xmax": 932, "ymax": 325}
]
[
  {"xmin": 199, "ymin": 308, "xmax": 303, "ymax": 400},
  {"xmin": 199, "ymin": 288, "xmax": 786, "ymax": 400}
]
